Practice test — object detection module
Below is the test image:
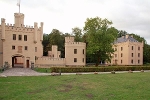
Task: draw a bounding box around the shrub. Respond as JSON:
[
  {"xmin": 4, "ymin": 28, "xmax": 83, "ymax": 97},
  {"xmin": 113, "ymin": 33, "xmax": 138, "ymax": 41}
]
[
  {"xmin": 34, "ymin": 67, "xmax": 51, "ymax": 73},
  {"xmin": 50, "ymin": 66, "xmax": 150, "ymax": 73}
]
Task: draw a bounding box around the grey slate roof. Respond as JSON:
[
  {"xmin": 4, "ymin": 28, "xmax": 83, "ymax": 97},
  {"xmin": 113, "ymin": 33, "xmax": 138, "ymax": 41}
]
[{"xmin": 114, "ymin": 35, "xmax": 139, "ymax": 44}]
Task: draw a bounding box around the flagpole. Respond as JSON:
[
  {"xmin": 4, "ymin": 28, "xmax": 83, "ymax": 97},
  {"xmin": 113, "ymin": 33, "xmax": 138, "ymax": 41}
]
[
  {"xmin": 17, "ymin": 0, "xmax": 20, "ymax": 13},
  {"xmin": 19, "ymin": 3, "xmax": 20, "ymax": 13}
]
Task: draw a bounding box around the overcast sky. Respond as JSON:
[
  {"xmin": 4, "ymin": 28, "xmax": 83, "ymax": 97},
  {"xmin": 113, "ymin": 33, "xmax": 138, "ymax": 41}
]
[{"xmin": 0, "ymin": 0, "xmax": 150, "ymax": 44}]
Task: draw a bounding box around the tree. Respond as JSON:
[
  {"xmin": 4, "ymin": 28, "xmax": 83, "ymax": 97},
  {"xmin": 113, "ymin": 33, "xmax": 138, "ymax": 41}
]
[
  {"xmin": 143, "ymin": 44, "xmax": 150, "ymax": 64},
  {"xmin": 83, "ymin": 17, "xmax": 118, "ymax": 66},
  {"xmin": 64, "ymin": 33, "xmax": 71, "ymax": 37},
  {"xmin": 46, "ymin": 29, "xmax": 65, "ymax": 57},
  {"xmin": 72, "ymin": 27, "xmax": 83, "ymax": 42},
  {"xmin": 42, "ymin": 33, "xmax": 50, "ymax": 56},
  {"xmin": 118, "ymin": 30, "xmax": 127, "ymax": 37}
]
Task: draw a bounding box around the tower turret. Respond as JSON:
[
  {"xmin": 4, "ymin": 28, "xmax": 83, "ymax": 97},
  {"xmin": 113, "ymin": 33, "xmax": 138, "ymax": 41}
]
[
  {"xmin": 40, "ymin": 22, "xmax": 44, "ymax": 41},
  {"xmin": 14, "ymin": 13, "xmax": 24, "ymax": 27},
  {"xmin": 65, "ymin": 37, "xmax": 74, "ymax": 43},
  {"xmin": 1, "ymin": 18, "xmax": 5, "ymax": 40},
  {"xmin": 34, "ymin": 22, "xmax": 38, "ymax": 43}
]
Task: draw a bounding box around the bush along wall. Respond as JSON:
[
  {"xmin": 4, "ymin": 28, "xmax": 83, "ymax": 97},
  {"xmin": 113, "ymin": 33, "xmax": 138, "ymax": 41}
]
[{"xmin": 50, "ymin": 66, "xmax": 150, "ymax": 73}]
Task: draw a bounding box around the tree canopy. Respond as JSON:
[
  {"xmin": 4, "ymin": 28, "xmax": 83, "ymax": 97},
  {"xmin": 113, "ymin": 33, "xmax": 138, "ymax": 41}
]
[
  {"xmin": 83, "ymin": 17, "xmax": 118, "ymax": 66},
  {"xmin": 42, "ymin": 16, "xmax": 150, "ymax": 65},
  {"xmin": 71, "ymin": 27, "xmax": 83, "ymax": 42}
]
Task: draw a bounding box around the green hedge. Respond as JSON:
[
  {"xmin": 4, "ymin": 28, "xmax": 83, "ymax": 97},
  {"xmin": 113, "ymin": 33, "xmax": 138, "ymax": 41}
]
[
  {"xmin": 34, "ymin": 67, "xmax": 51, "ymax": 73},
  {"xmin": 51, "ymin": 66, "xmax": 150, "ymax": 73}
]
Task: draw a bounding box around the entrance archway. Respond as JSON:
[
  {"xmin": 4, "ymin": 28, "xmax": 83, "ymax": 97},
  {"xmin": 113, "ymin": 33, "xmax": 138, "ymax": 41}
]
[{"xmin": 12, "ymin": 54, "xmax": 24, "ymax": 68}]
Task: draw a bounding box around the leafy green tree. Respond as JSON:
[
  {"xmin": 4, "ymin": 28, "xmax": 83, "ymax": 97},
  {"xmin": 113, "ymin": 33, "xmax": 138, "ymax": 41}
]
[
  {"xmin": 129, "ymin": 33, "xmax": 146, "ymax": 44},
  {"xmin": 48, "ymin": 29, "xmax": 65, "ymax": 57},
  {"xmin": 72, "ymin": 27, "xmax": 83, "ymax": 42},
  {"xmin": 42, "ymin": 33, "xmax": 50, "ymax": 56},
  {"xmin": 118, "ymin": 30, "xmax": 127, "ymax": 37},
  {"xmin": 42, "ymin": 30, "xmax": 72, "ymax": 57},
  {"xmin": 83, "ymin": 17, "xmax": 118, "ymax": 66},
  {"xmin": 64, "ymin": 33, "xmax": 71, "ymax": 37},
  {"xmin": 143, "ymin": 44, "xmax": 150, "ymax": 64}
]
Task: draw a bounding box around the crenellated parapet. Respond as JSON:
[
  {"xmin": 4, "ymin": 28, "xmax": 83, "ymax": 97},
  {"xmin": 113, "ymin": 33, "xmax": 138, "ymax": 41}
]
[
  {"xmin": 35, "ymin": 57, "xmax": 66, "ymax": 65},
  {"xmin": 0, "ymin": 12, "xmax": 44, "ymax": 44},
  {"xmin": 65, "ymin": 37, "xmax": 74, "ymax": 43},
  {"xmin": 1, "ymin": 22, "xmax": 42, "ymax": 33},
  {"xmin": 65, "ymin": 36, "xmax": 86, "ymax": 46},
  {"xmin": 65, "ymin": 42, "xmax": 86, "ymax": 46},
  {"xmin": 37, "ymin": 57, "xmax": 65, "ymax": 61}
]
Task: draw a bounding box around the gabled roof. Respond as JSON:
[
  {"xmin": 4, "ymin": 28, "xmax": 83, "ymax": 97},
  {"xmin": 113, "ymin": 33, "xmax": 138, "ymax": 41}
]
[{"xmin": 114, "ymin": 35, "xmax": 139, "ymax": 44}]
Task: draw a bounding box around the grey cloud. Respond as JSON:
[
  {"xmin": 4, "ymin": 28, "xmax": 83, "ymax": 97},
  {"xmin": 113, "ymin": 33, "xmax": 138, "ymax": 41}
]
[{"xmin": 1, "ymin": 0, "xmax": 150, "ymax": 44}]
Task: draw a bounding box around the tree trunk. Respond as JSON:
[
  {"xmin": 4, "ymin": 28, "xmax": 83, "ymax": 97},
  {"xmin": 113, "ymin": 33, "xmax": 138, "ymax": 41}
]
[{"xmin": 95, "ymin": 57, "xmax": 100, "ymax": 66}]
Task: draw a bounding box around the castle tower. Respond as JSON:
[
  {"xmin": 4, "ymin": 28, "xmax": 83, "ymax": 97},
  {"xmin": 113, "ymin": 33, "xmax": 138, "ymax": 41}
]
[
  {"xmin": 1, "ymin": 18, "xmax": 5, "ymax": 40},
  {"xmin": 40, "ymin": 22, "xmax": 44, "ymax": 41},
  {"xmin": 14, "ymin": 13, "xmax": 24, "ymax": 27},
  {"xmin": 34, "ymin": 22, "xmax": 38, "ymax": 43},
  {"xmin": 0, "ymin": 18, "xmax": 5, "ymax": 67},
  {"xmin": 65, "ymin": 37, "xmax": 74, "ymax": 43},
  {"xmin": 65, "ymin": 37, "xmax": 86, "ymax": 66}
]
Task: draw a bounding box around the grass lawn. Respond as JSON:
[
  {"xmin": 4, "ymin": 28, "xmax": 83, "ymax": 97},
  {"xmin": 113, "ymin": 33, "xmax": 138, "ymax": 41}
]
[
  {"xmin": 0, "ymin": 72, "xmax": 150, "ymax": 100},
  {"xmin": 34, "ymin": 68, "xmax": 51, "ymax": 73}
]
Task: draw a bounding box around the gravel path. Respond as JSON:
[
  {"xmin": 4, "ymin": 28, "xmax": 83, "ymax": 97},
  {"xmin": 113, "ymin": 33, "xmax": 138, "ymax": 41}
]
[
  {"xmin": 1, "ymin": 68, "xmax": 150, "ymax": 77},
  {"xmin": 0, "ymin": 68, "xmax": 51, "ymax": 77}
]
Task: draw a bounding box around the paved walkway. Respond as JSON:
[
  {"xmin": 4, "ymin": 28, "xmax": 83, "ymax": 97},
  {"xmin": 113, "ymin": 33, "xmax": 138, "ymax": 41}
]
[{"xmin": 0, "ymin": 68, "xmax": 150, "ymax": 77}]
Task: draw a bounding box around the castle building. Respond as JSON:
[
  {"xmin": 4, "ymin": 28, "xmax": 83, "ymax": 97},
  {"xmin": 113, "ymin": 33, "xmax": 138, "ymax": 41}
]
[
  {"xmin": 1, "ymin": 11, "xmax": 143, "ymax": 67},
  {"xmin": 0, "ymin": 12, "xmax": 86, "ymax": 68},
  {"xmin": 65, "ymin": 37, "xmax": 86, "ymax": 66},
  {"xmin": 0, "ymin": 13, "xmax": 43, "ymax": 68},
  {"xmin": 110, "ymin": 35, "xmax": 144, "ymax": 65},
  {"xmin": 35, "ymin": 37, "xmax": 86, "ymax": 67},
  {"xmin": 48, "ymin": 45, "xmax": 61, "ymax": 58}
]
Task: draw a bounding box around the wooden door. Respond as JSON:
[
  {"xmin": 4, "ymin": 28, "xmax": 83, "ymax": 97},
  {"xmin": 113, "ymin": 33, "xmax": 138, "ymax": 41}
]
[
  {"xmin": 26, "ymin": 60, "xmax": 29, "ymax": 68},
  {"xmin": 12, "ymin": 57, "xmax": 14, "ymax": 67}
]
